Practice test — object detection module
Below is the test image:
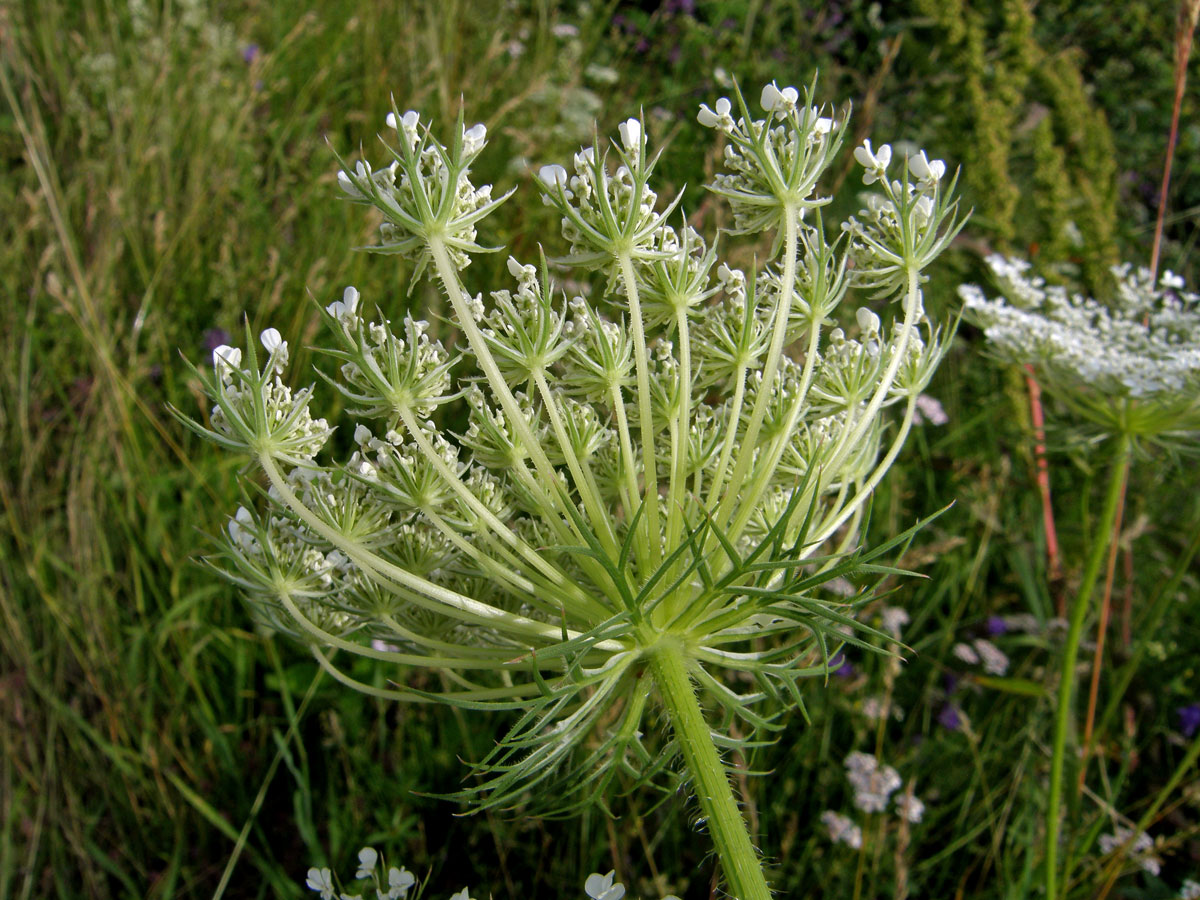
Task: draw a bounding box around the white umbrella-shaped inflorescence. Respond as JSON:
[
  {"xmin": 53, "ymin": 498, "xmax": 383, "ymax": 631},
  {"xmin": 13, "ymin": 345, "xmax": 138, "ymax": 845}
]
[
  {"xmin": 180, "ymin": 77, "xmax": 961, "ymax": 895},
  {"xmin": 960, "ymin": 256, "xmax": 1200, "ymax": 444}
]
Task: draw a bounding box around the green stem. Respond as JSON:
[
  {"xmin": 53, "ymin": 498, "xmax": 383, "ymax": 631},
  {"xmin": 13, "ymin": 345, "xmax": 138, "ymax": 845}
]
[
  {"xmin": 1045, "ymin": 434, "xmax": 1133, "ymax": 900},
  {"xmin": 618, "ymin": 252, "xmax": 663, "ymax": 570},
  {"xmin": 714, "ymin": 206, "xmax": 799, "ymax": 530},
  {"xmin": 649, "ymin": 642, "xmax": 772, "ymax": 900}
]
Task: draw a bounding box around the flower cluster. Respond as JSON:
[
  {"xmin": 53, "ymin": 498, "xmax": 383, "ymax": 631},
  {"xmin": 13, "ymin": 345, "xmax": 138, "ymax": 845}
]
[
  {"xmin": 822, "ymin": 751, "xmax": 924, "ymax": 849},
  {"xmin": 960, "ymin": 256, "xmax": 1200, "ymax": 443},
  {"xmin": 336, "ymin": 107, "xmax": 510, "ymax": 277},
  {"xmin": 306, "ymin": 847, "xmax": 417, "ymax": 900},
  {"xmin": 180, "ymin": 76, "xmax": 961, "ymax": 815},
  {"xmin": 304, "ymin": 849, "xmax": 676, "ymax": 900},
  {"xmin": 952, "ymin": 637, "xmax": 1010, "ymax": 676},
  {"xmin": 1097, "ymin": 826, "xmax": 1161, "ymax": 877}
]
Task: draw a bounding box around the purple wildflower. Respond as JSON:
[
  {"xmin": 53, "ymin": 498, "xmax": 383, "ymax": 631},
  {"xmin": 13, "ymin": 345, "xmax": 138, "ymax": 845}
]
[
  {"xmin": 242, "ymin": 44, "xmax": 259, "ymax": 65},
  {"xmin": 1178, "ymin": 703, "xmax": 1200, "ymax": 738},
  {"xmin": 829, "ymin": 652, "xmax": 855, "ymax": 678},
  {"xmin": 938, "ymin": 704, "xmax": 962, "ymax": 731},
  {"xmin": 203, "ymin": 327, "xmax": 232, "ymax": 352},
  {"xmin": 986, "ymin": 615, "xmax": 1007, "ymax": 636}
]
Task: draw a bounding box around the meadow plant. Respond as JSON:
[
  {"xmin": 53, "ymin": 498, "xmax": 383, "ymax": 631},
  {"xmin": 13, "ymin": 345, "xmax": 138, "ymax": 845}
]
[
  {"xmin": 180, "ymin": 77, "xmax": 962, "ymax": 897},
  {"xmin": 960, "ymin": 256, "xmax": 1200, "ymax": 898}
]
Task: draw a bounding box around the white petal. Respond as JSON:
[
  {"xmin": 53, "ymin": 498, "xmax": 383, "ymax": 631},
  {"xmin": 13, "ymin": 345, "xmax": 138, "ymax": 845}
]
[
  {"xmin": 260, "ymin": 328, "xmax": 283, "ymax": 353},
  {"xmin": 618, "ymin": 117, "xmax": 641, "ymax": 150},
  {"xmin": 760, "ymin": 82, "xmax": 783, "ymax": 111},
  {"xmin": 212, "ymin": 345, "xmax": 242, "ymax": 370},
  {"xmin": 538, "ymin": 164, "xmax": 568, "ymax": 188},
  {"xmin": 853, "ymin": 140, "xmax": 877, "ymax": 169}
]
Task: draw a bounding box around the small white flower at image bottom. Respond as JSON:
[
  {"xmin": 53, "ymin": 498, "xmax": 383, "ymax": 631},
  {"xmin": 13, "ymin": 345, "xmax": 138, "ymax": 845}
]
[
  {"xmin": 355, "ymin": 847, "xmax": 378, "ymax": 879},
  {"xmin": 306, "ymin": 867, "xmax": 335, "ymax": 900},
  {"xmin": 585, "ymin": 870, "xmax": 626, "ymax": 900}
]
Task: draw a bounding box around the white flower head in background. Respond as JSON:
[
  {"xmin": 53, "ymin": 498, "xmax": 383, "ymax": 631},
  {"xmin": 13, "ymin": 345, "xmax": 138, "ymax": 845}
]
[{"xmin": 960, "ymin": 256, "xmax": 1200, "ymax": 445}]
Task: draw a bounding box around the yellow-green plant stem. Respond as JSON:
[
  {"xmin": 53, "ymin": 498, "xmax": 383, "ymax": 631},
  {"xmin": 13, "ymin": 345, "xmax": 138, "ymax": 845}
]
[
  {"xmin": 649, "ymin": 643, "xmax": 772, "ymax": 900},
  {"xmin": 1045, "ymin": 434, "xmax": 1133, "ymax": 900}
]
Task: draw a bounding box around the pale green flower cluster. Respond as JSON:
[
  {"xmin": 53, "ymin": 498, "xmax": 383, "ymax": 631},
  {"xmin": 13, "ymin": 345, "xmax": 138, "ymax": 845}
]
[{"xmin": 179, "ymin": 78, "xmax": 962, "ymax": 814}]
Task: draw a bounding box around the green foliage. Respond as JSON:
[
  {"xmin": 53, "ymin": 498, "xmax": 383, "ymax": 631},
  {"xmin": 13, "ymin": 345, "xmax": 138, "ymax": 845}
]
[{"xmin": 905, "ymin": 0, "xmax": 1120, "ymax": 289}]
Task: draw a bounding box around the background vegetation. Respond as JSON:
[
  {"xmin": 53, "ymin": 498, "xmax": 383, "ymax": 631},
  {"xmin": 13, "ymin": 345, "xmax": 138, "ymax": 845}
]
[{"xmin": 1, "ymin": 0, "xmax": 1197, "ymax": 897}]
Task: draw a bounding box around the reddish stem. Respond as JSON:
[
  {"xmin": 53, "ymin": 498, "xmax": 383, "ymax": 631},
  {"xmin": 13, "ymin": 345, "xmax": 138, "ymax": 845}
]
[
  {"xmin": 1025, "ymin": 365, "xmax": 1062, "ymax": 607},
  {"xmin": 1150, "ymin": 1, "xmax": 1199, "ymax": 280}
]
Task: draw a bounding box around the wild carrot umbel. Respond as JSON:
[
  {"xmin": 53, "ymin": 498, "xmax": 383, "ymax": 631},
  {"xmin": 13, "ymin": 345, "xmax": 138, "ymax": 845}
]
[
  {"xmin": 961, "ymin": 257, "xmax": 1200, "ymax": 899},
  {"xmin": 178, "ymin": 76, "xmax": 963, "ymax": 897}
]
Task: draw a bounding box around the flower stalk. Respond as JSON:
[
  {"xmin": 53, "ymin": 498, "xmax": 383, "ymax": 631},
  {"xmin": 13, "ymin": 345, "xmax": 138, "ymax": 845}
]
[{"xmin": 1045, "ymin": 434, "xmax": 1132, "ymax": 900}]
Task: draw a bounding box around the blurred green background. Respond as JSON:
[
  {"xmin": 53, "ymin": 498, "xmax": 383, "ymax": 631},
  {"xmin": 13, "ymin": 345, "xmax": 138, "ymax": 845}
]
[{"xmin": 1, "ymin": 1, "xmax": 1198, "ymax": 897}]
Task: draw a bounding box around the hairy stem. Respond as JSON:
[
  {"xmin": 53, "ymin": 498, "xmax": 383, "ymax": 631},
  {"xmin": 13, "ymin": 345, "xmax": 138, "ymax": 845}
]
[
  {"xmin": 1045, "ymin": 434, "xmax": 1132, "ymax": 900},
  {"xmin": 649, "ymin": 642, "xmax": 772, "ymax": 900}
]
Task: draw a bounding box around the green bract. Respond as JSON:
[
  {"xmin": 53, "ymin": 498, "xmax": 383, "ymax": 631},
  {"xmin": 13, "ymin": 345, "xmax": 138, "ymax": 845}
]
[{"xmin": 180, "ymin": 76, "xmax": 963, "ymax": 899}]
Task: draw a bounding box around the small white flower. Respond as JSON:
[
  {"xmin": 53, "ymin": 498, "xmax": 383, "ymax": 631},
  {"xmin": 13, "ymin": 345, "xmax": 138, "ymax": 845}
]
[
  {"xmin": 856, "ymin": 307, "xmax": 881, "ymax": 337},
  {"xmin": 305, "ymin": 867, "xmax": 335, "ymax": 900},
  {"xmin": 880, "ymin": 606, "xmax": 909, "ymax": 637},
  {"xmin": 386, "ymin": 866, "xmax": 416, "ymax": 899},
  {"xmin": 853, "ymin": 140, "xmax": 892, "ymax": 185},
  {"xmin": 584, "ymin": 870, "xmax": 626, "ymax": 900},
  {"xmin": 551, "ymin": 23, "xmax": 579, "ymax": 38},
  {"xmin": 895, "ymin": 793, "xmax": 925, "ymax": 823},
  {"xmin": 228, "ymin": 506, "xmax": 254, "ymax": 549},
  {"xmin": 337, "ymin": 170, "xmax": 360, "ymax": 196},
  {"xmin": 697, "ymin": 97, "xmax": 733, "ymax": 129},
  {"xmin": 1162, "ymin": 270, "xmax": 1186, "ymax": 290},
  {"xmin": 617, "ymin": 118, "xmax": 642, "ymax": 152},
  {"xmin": 327, "ymin": 285, "xmax": 361, "ymax": 321},
  {"xmin": 760, "ymin": 82, "xmax": 799, "ymax": 112},
  {"xmin": 507, "ymin": 256, "xmax": 536, "ymax": 281},
  {"xmin": 1180, "ymin": 878, "xmax": 1200, "ymax": 900},
  {"xmin": 260, "ymin": 328, "xmax": 284, "ymax": 354},
  {"xmin": 538, "ymin": 164, "xmax": 569, "ymax": 189},
  {"xmin": 972, "ymin": 638, "xmax": 1009, "ymax": 676},
  {"xmin": 1099, "ymin": 826, "xmax": 1160, "ymax": 876},
  {"xmin": 448, "ymin": 890, "xmax": 474, "ymax": 900},
  {"xmin": 821, "ymin": 810, "xmax": 863, "ymax": 848},
  {"xmin": 212, "ymin": 344, "xmax": 242, "ymax": 373},
  {"xmin": 952, "ymin": 642, "xmax": 980, "ymax": 665},
  {"xmin": 908, "ymin": 150, "xmax": 945, "ymax": 187},
  {"xmin": 355, "ymin": 847, "xmax": 378, "ymax": 879},
  {"xmin": 814, "ymin": 115, "xmax": 834, "ymax": 134},
  {"xmin": 463, "ymin": 123, "xmax": 487, "ymax": 155},
  {"xmin": 913, "ymin": 394, "xmax": 949, "ymax": 426},
  {"xmin": 845, "ymin": 751, "xmax": 877, "ymax": 774}
]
